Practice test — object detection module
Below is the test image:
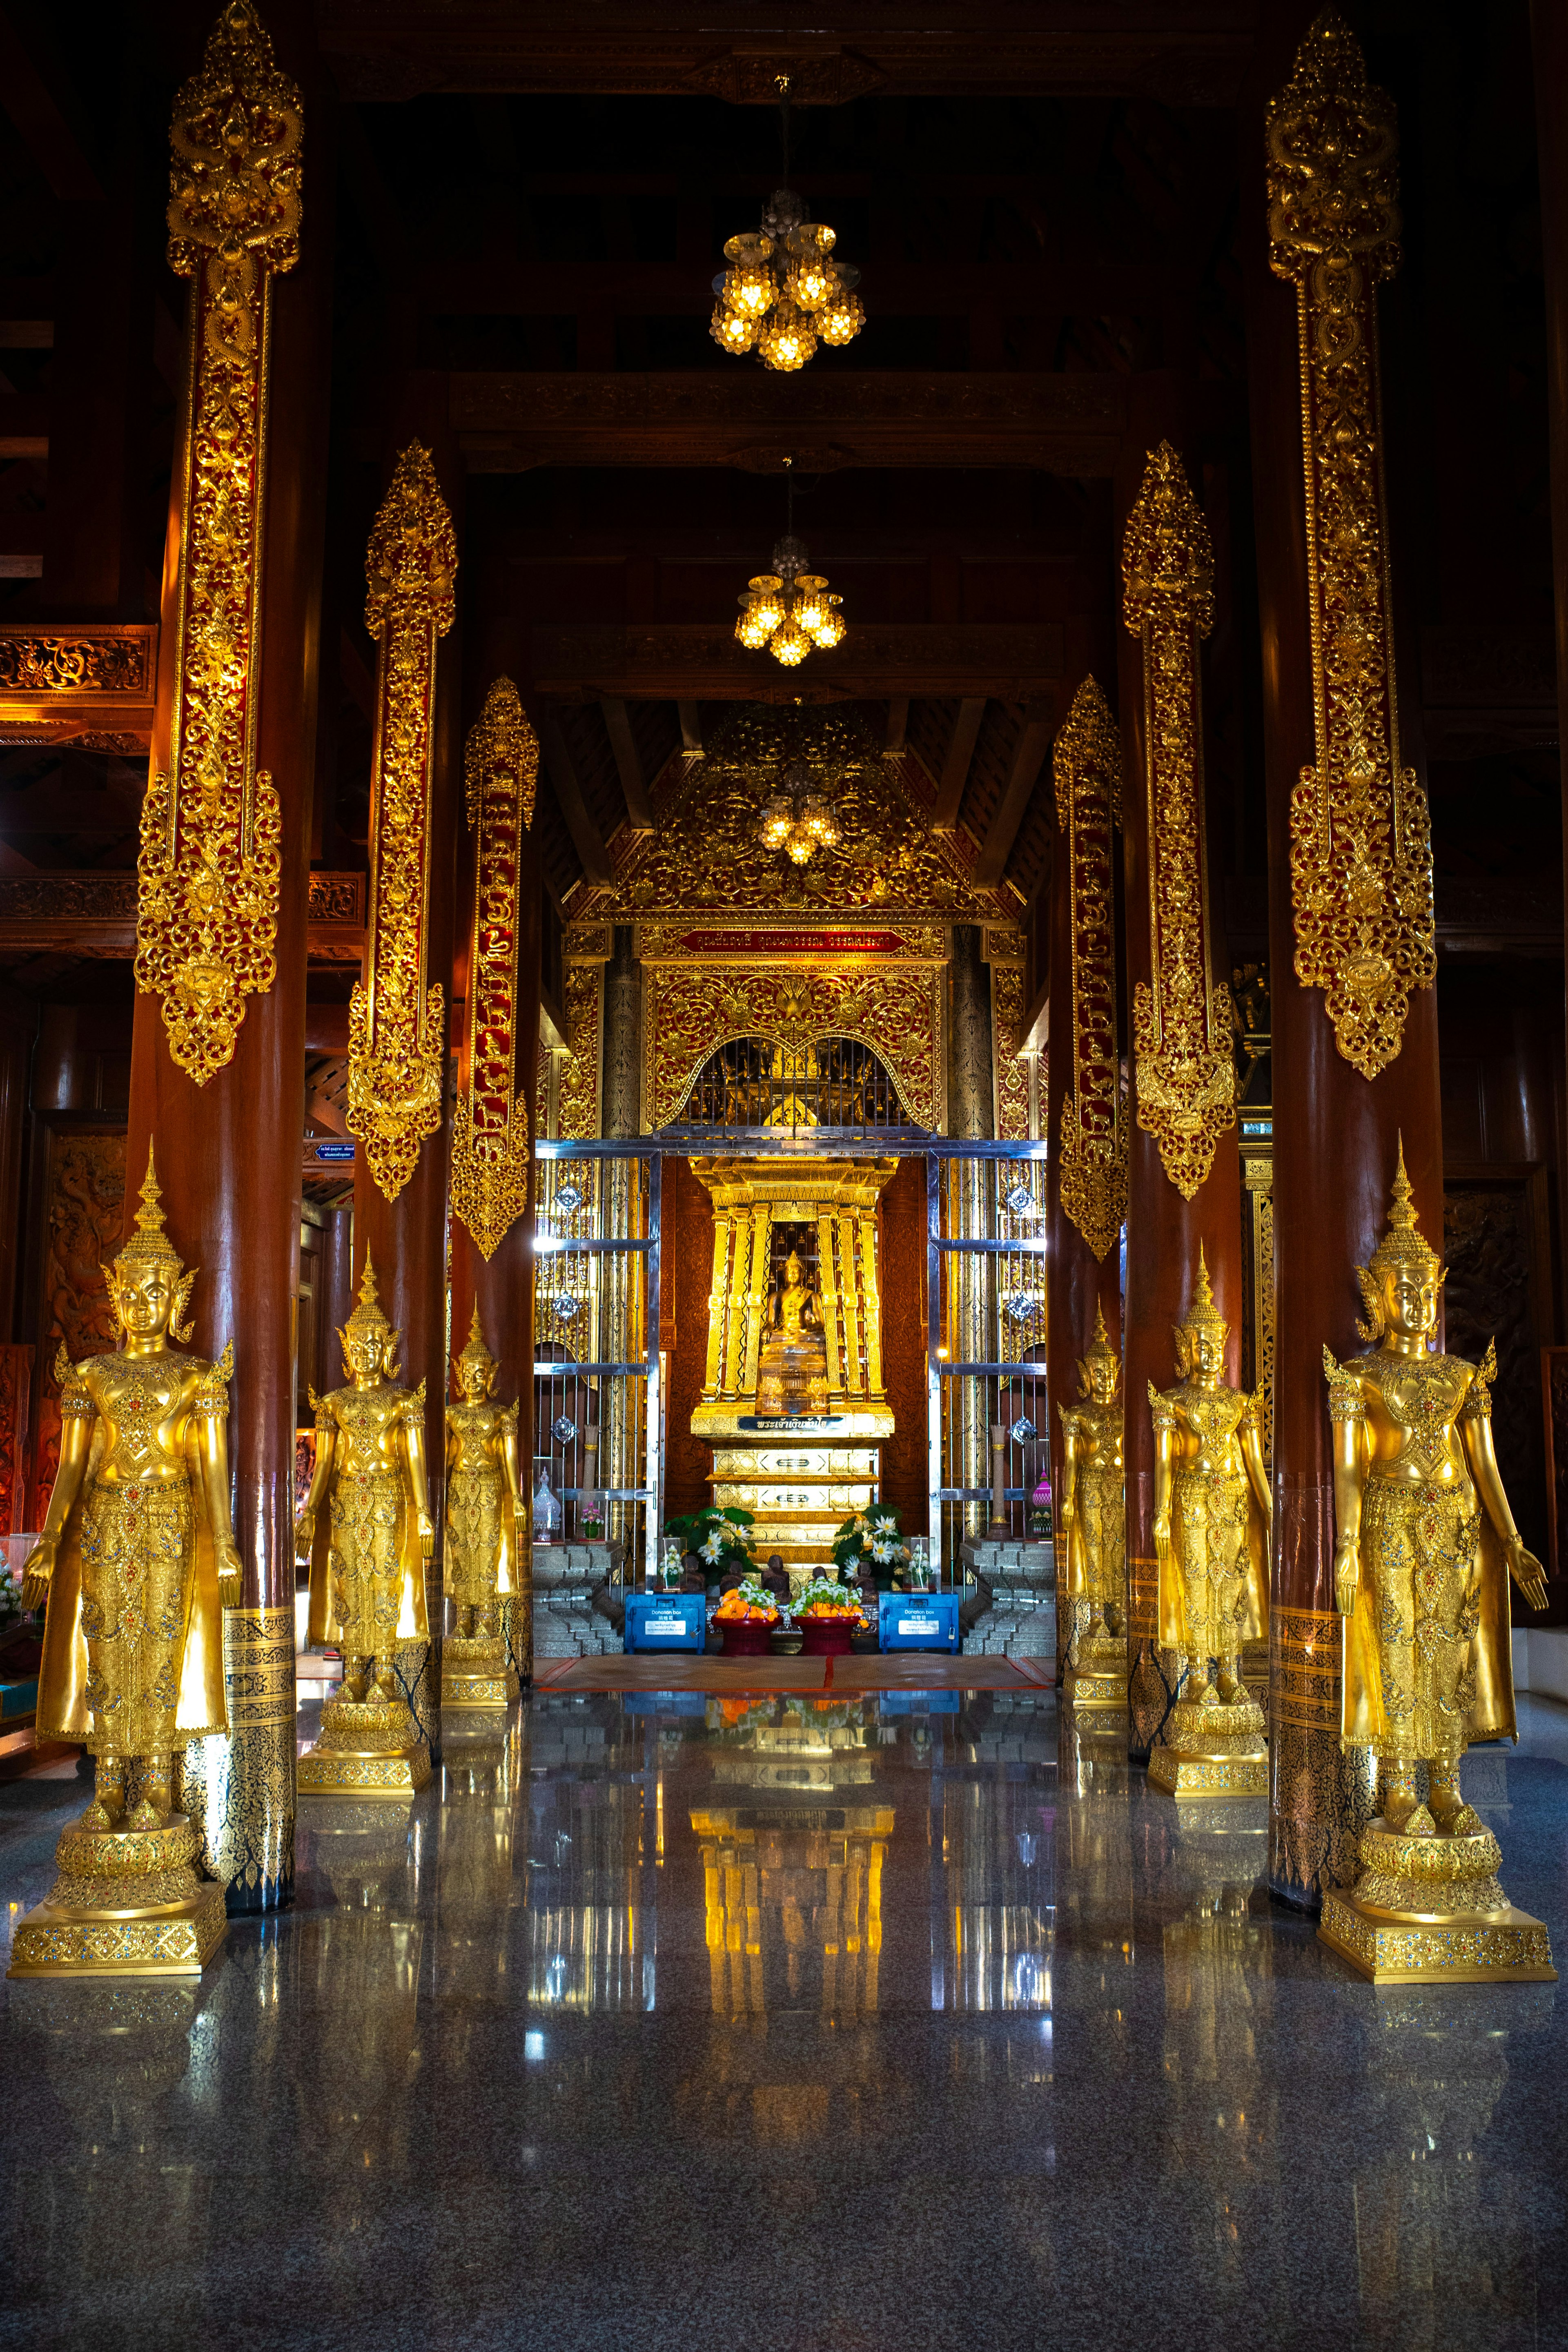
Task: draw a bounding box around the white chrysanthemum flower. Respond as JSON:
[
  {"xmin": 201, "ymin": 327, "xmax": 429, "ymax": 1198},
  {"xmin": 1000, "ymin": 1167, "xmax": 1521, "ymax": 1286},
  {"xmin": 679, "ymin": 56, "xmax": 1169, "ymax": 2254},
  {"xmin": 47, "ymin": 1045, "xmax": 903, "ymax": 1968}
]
[{"xmin": 700, "ymin": 1530, "xmax": 724, "ymax": 1562}]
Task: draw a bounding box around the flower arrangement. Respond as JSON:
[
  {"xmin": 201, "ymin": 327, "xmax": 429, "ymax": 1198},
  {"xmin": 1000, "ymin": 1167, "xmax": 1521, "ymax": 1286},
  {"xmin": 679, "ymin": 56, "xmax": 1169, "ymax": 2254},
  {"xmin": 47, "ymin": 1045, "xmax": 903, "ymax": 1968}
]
[
  {"xmin": 792, "ymin": 1572, "xmax": 869, "ymax": 1624},
  {"xmin": 0, "ymin": 1553, "xmax": 27, "ymax": 1626},
  {"xmin": 664, "ymin": 1506, "xmax": 755, "ymax": 1578},
  {"xmin": 832, "ymin": 1505, "xmax": 911, "ymax": 1584},
  {"xmin": 715, "ymin": 1576, "xmax": 782, "ymax": 1626}
]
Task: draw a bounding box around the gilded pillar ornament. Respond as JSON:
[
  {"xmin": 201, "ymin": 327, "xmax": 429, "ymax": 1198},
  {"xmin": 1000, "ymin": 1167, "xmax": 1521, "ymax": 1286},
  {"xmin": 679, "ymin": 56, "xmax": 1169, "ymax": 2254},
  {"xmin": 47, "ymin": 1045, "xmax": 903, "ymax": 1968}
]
[
  {"xmin": 1053, "ymin": 677, "xmax": 1126, "ymax": 1258},
  {"xmin": 347, "ymin": 445, "xmax": 458, "ymax": 1202},
  {"xmin": 451, "ymin": 679, "xmax": 539, "ymax": 1257},
  {"xmin": 1121, "ymin": 444, "xmax": 1236, "ymax": 1200},
  {"xmin": 135, "ymin": 0, "xmax": 301, "ymax": 1086},
  {"xmin": 1266, "ymin": 9, "xmax": 1436, "ymax": 1079}
]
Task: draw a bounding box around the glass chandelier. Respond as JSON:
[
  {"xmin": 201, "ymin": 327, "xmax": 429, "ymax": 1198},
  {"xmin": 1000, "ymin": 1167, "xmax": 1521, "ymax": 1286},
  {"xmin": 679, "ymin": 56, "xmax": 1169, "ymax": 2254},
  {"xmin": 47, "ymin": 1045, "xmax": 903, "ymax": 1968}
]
[
  {"xmin": 755, "ymin": 759, "xmax": 842, "ymax": 866},
  {"xmin": 735, "ymin": 460, "xmax": 845, "ymax": 667},
  {"xmin": 710, "ymin": 78, "xmax": 864, "ymax": 370}
]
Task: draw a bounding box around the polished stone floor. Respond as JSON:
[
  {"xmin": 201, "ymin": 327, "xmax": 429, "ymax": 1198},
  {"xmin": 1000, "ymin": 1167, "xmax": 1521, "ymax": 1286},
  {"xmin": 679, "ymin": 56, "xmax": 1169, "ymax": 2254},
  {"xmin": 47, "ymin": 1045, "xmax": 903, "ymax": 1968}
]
[{"xmin": 2, "ymin": 1688, "xmax": 1567, "ymax": 2352}]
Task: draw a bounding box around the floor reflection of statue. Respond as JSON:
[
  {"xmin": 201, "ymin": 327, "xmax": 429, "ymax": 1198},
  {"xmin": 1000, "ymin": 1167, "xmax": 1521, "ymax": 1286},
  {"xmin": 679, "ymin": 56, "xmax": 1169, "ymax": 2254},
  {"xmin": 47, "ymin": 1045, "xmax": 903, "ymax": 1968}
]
[{"xmin": 757, "ymin": 1247, "xmax": 829, "ymax": 1417}]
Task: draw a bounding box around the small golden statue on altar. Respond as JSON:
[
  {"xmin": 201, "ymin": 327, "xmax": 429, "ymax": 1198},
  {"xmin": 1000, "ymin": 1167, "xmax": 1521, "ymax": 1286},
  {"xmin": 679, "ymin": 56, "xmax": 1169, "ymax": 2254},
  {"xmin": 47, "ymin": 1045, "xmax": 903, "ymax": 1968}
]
[
  {"xmin": 1147, "ymin": 1248, "xmax": 1271, "ymax": 1798},
  {"xmin": 1317, "ymin": 1147, "xmax": 1555, "ymax": 1982},
  {"xmin": 442, "ymin": 1305, "xmax": 523, "ymax": 1710},
  {"xmin": 295, "ymin": 1255, "xmax": 433, "ymax": 1797},
  {"xmin": 757, "ymin": 1244, "xmax": 829, "ymax": 1417},
  {"xmin": 1058, "ymin": 1306, "xmax": 1127, "ymax": 1713},
  {"xmin": 9, "ymin": 1145, "xmax": 236, "ymax": 1976}
]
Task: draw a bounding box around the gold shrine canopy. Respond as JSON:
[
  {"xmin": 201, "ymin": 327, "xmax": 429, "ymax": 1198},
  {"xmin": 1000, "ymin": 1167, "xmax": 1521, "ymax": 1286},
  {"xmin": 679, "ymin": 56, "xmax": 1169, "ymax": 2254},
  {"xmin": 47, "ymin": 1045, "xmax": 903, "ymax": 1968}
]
[{"xmin": 552, "ymin": 705, "xmax": 1030, "ymax": 1140}]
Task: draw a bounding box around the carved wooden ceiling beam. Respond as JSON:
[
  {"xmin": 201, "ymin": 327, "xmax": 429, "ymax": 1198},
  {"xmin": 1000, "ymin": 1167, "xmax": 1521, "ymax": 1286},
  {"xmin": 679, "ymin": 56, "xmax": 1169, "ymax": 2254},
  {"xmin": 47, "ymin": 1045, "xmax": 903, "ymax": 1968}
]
[
  {"xmin": 536, "ymin": 710, "xmax": 614, "ymax": 888},
  {"xmin": 973, "ymin": 700, "xmax": 1056, "ymax": 889},
  {"xmin": 532, "ymin": 623, "xmax": 1062, "ymax": 703},
  {"xmin": 0, "ymin": 871, "xmax": 366, "ymax": 963},
  {"xmin": 0, "ymin": 624, "xmax": 157, "ymax": 744}
]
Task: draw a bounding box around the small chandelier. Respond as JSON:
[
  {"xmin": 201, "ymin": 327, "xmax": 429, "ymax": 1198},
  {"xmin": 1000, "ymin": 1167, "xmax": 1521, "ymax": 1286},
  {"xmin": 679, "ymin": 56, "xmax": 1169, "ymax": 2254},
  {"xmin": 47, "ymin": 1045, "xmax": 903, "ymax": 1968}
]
[
  {"xmin": 735, "ymin": 460, "xmax": 845, "ymax": 667},
  {"xmin": 755, "ymin": 760, "xmax": 842, "ymax": 866},
  {"xmin": 710, "ymin": 78, "xmax": 864, "ymax": 370}
]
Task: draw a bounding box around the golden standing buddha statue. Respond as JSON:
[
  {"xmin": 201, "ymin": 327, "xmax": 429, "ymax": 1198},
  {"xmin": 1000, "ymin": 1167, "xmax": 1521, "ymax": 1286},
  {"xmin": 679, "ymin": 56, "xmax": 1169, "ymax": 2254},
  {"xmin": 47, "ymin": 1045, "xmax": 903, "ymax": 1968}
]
[
  {"xmin": 442, "ymin": 1305, "xmax": 523, "ymax": 1709},
  {"xmin": 9, "ymin": 1144, "xmax": 236, "ymax": 1976},
  {"xmin": 295, "ymin": 1254, "xmax": 433, "ymax": 1796},
  {"xmin": 1057, "ymin": 1305, "xmax": 1127, "ymax": 1712},
  {"xmin": 1317, "ymin": 1148, "xmax": 1555, "ymax": 1982},
  {"xmin": 1147, "ymin": 1247, "xmax": 1271, "ymax": 1797}
]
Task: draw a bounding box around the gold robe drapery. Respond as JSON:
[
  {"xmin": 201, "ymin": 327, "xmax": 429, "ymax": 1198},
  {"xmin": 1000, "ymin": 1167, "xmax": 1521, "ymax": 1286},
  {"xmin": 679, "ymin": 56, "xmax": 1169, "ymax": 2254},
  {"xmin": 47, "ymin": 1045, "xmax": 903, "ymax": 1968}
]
[{"xmin": 1340, "ymin": 1512, "xmax": 1517, "ymax": 1752}]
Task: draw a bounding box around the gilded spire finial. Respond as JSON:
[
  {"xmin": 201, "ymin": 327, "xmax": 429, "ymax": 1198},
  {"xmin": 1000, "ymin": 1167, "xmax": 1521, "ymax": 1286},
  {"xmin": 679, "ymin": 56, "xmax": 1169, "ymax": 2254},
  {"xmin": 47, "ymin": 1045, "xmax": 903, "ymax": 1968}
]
[{"xmin": 343, "ymin": 1250, "xmax": 393, "ymax": 1345}]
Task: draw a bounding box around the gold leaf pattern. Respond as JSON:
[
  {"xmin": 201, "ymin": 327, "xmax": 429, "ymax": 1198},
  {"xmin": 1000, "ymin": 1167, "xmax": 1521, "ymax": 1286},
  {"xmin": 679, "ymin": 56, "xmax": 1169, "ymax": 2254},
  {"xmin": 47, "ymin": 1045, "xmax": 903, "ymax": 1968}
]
[
  {"xmin": 1267, "ymin": 11, "xmax": 1435, "ymax": 1078},
  {"xmin": 451, "ymin": 680, "xmax": 538, "ymax": 1255},
  {"xmin": 136, "ymin": 0, "xmax": 302, "ymax": 1085},
  {"xmin": 1121, "ymin": 444, "xmax": 1235, "ymax": 1199},
  {"xmin": 1053, "ymin": 677, "xmax": 1127, "ymax": 1254},
  {"xmin": 646, "ymin": 965, "xmax": 940, "ymax": 1131},
  {"xmin": 347, "ymin": 445, "xmax": 457, "ymax": 1201}
]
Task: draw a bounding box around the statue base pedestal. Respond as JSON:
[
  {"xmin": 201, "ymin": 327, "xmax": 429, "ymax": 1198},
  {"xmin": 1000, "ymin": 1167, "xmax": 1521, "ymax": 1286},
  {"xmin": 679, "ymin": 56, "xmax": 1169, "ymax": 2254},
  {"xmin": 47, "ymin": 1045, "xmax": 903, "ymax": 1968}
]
[
  {"xmin": 7, "ymin": 1814, "xmax": 227, "ymax": 1978},
  {"xmin": 1319, "ymin": 1818, "xmax": 1557, "ymax": 1983},
  {"xmin": 1147, "ymin": 1694, "xmax": 1268, "ymax": 1799},
  {"xmin": 1064, "ymin": 1632, "xmax": 1127, "ymax": 1711},
  {"xmin": 441, "ymin": 1634, "xmax": 519, "ymax": 1711},
  {"xmin": 298, "ymin": 1693, "xmax": 431, "ymax": 1799}
]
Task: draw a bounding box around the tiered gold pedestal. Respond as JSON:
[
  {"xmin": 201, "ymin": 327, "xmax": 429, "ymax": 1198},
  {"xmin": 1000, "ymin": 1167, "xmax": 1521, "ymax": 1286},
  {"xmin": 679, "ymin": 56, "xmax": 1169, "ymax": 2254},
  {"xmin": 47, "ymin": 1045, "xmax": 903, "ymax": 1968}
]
[
  {"xmin": 298, "ymin": 1691, "xmax": 431, "ymax": 1797},
  {"xmin": 7, "ymin": 1813, "xmax": 227, "ymax": 1978},
  {"xmin": 441, "ymin": 1632, "xmax": 520, "ymax": 1711},
  {"xmin": 1147, "ymin": 1690, "xmax": 1268, "ymax": 1799},
  {"xmin": 1319, "ymin": 1818, "xmax": 1557, "ymax": 1985},
  {"xmin": 1063, "ymin": 1628, "xmax": 1129, "ymax": 1713},
  {"xmin": 710, "ymin": 1439, "xmax": 883, "ymax": 1592}
]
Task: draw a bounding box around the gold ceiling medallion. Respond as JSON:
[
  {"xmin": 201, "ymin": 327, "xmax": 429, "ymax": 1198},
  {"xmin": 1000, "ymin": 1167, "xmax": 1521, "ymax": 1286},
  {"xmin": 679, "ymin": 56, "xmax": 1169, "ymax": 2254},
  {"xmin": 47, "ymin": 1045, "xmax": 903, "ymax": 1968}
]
[
  {"xmin": 451, "ymin": 679, "xmax": 538, "ymax": 1258},
  {"xmin": 347, "ymin": 445, "xmax": 458, "ymax": 1203},
  {"xmin": 1121, "ymin": 443, "xmax": 1235, "ymax": 1201},
  {"xmin": 136, "ymin": 0, "xmax": 301, "ymax": 1085},
  {"xmin": 1053, "ymin": 676, "xmax": 1126, "ymax": 1258},
  {"xmin": 1267, "ymin": 10, "xmax": 1435, "ymax": 1079}
]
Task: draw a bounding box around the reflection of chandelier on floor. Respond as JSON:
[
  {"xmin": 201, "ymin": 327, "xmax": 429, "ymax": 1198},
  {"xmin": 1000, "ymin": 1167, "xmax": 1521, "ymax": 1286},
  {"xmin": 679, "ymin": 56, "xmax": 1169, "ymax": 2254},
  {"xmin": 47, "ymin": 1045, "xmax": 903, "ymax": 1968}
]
[
  {"xmin": 756, "ymin": 759, "xmax": 841, "ymax": 865},
  {"xmin": 736, "ymin": 459, "xmax": 845, "ymax": 667},
  {"xmin": 709, "ymin": 78, "xmax": 864, "ymax": 369}
]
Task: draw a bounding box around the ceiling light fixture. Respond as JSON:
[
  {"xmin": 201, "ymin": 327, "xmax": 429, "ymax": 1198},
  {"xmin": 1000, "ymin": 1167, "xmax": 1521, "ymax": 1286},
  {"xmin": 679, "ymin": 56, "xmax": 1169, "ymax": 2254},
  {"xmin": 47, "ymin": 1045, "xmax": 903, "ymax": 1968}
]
[
  {"xmin": 709, "ymin": 76, "xmax": 864, "ymax": 370},
  {"xmin": 735, "ymin": 457, "xmax": 846, "ymax": 668},
  {"xmin": 755, "ymin": 758, "xmax": 842, "ymax": 866}
]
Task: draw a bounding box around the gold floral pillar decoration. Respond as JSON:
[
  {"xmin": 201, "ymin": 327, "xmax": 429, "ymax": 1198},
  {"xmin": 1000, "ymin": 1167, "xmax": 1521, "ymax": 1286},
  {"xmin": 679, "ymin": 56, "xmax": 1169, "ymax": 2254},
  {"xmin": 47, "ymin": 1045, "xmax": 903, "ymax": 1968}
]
[
  {"xmin": 1054, "ymin": 676, "xmax": 1126, "ymax": 1256},
  {"xmin": 347, "ymin": 445, "xmax": 458, "ymax": 1201},
  {"xmin": 1121, "ymin": 443, "xmax": 1235, "ymax": 1199},
  {"xmin": 1267, "ymin": 9, "xmax": 1435, "ymax": 1078},
  {"xmin": 451, "ymin": 678, "xmax": 539, "ymax": 1256},
  {"xmin": 136, "ymin": 0, "xmax": 301, "ymax": 1085}
]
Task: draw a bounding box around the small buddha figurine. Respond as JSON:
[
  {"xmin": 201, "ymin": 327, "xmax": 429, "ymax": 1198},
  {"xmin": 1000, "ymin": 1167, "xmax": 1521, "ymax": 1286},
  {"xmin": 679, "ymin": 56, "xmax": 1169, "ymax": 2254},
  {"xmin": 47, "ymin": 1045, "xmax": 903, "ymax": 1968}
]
[
  {"xmin": 9, "ymin": 1144, "xmax": 236, "ymax": 1976},
  {"xmin": 294, "ymin": 1254, "xmax": 433, "ymax": 1794},
  {"xmin": 1147, "ymin": 1247, "xmax": 1271, "ymax": 1796},
  {"xmin": 443, "ymin": 1305, "xmax": 523, "ymax": 1707},
  {"xmin": 757, "ymin": 1243, "xmax": 829, "ymax": 1417},
  {"xmin": 1317, "ymin": 1146, "xmax": 1555, "ymax": 1982},
  {"xmin": 1057, "ymin": 1305, "xmax": 1127, "ymax": 1711}
]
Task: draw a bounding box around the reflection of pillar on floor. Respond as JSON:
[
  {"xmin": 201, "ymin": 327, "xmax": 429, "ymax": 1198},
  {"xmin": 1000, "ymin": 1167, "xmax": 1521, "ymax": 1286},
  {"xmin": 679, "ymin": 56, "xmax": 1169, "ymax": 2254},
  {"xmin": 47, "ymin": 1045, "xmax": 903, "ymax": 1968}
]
[
  {"xmin": 1242, "ymin": 14, "xmax": 1437, "ymax": 1904},
  {"xmin": 599, "ymin": 927, "xmax": 641, "ymax": 1555},
  {"xmin": 132, "ymin": 3, "xmax": 337, "ymax": 1915},
  {"xmin": 947, "ymin": 925, "xmax": 995, "ymax": 1544}
]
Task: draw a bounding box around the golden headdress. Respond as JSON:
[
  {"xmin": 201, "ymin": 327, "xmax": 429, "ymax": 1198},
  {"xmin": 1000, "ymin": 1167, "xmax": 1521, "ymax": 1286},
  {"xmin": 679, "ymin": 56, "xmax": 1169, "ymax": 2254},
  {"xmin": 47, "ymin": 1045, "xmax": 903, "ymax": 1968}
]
[
  {"xmin": 1173, "ymin": 1245, "xmax": 1226, "ymax": 1371},
  {"xmin": 1077, "ymin": 1302, "xmax": 1120, "ymax": 1394},
  {"xmin": 341, "ymin": 1252, "xmax": 397, "ymax": 1373},
  {"xmin": 111, "ymin": 1143, "xmax": 195, "ymax": 1341},
  {"xmin": 1357, "ymin": 1138, "xmax": 1442, "ymax": 1341},
  {"xmin": 453, "ymin": 1301, "xmax": 497, "ymax": 1392}
]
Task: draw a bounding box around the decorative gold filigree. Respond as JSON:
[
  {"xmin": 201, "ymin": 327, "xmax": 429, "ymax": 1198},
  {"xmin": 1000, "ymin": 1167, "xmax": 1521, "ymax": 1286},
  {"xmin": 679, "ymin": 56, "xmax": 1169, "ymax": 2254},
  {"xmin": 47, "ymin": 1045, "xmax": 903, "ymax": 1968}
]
[
  {"xmin": 557, "ymin": 961, "xmax": 604, "ymax": 1140},
  {"xmin": 135, "ymin": 0, "xmax": 302, "ymax": 1086},
  {"xmin": 1267, "ymin": 10, "xmax": 1435, "ymax": 1079},
  {"xmin": 347, "ymin": 445, "xmax": 458, "ymax": 1200},
  {"xmin": 1053, "ymin": 676, "xmax": 1127, "ymax": 1254},
  {"xmin": 451, "ymin": 679, "xmax": 539, "ymax": 1256},
  {"xmin": 647, "ymin": 964, "xmax": 941, "ymax": 1131},
  {"xmin": 1121, "ymin": 444, "xmax": 1235, "ymax": 1199},
  {"xmin": 0, "ymin": 631, "xmax": 153, "ymax": 695},
  {"xmin": 991, "ymin": 958, "xmax": 1030, "ymax": 1144}
]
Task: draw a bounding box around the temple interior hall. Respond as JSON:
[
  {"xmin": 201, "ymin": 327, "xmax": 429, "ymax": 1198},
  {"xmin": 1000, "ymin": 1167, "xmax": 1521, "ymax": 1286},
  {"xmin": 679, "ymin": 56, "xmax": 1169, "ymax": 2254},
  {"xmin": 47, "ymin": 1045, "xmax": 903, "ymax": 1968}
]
[{"xmin": 3, "ymin": 1, "xmax": 1568, "ymax": 2346}]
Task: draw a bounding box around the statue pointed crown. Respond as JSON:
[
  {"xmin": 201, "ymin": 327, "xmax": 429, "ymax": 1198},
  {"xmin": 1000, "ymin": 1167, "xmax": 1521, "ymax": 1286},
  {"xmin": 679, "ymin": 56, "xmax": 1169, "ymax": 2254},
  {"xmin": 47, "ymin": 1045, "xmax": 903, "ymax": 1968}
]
[
  {"xmin": 1357, "ymin": 1137, "xmax": 1441, "ymax": 1339},
  {"xmin": 1077, "ymin": 1303, "xmax": 1119, "ymax": 1395},
  {"xmin": 114, "ymin": 1143, "xmax": 185, "ymax": 1275},
  {"xmin": 1178, "ymin": 1245, "xmax": 1227, "ymax": 1336},
  {"xmin": 454, "ymin": 1300, "xmax": 497, "ymax": 1385},
  {"xmin": 343, "ymin": 1252, "xmax": 393, "ymax": 1345}
]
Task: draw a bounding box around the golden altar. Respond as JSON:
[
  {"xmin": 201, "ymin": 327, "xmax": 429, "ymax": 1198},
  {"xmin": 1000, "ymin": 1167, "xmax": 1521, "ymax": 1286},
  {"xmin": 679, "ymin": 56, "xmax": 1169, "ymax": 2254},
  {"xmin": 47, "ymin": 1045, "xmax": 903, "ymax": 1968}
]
[{"xmin": 691, "ymin": 1157, "xmax": 896, "ymax": 1585}]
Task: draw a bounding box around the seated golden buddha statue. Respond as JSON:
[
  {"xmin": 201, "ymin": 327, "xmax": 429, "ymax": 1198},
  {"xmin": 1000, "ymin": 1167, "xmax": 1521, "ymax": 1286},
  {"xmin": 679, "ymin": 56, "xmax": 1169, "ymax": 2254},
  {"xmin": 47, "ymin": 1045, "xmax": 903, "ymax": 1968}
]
[{"xmin": 756, "ymin": 1247, "xmax": 829, "ymax": 1417}]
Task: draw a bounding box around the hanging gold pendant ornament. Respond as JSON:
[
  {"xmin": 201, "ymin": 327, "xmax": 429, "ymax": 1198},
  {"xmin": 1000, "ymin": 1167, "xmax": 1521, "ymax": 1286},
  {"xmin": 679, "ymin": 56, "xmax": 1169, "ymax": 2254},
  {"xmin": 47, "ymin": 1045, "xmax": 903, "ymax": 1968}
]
[
  {"xmin": 1267, "ymin": 11, "xmax": 1436, "ymax": 1080},
  {"xmin": 136, "ymin": 0, "xmax": 301, "ymax": 1086},
  {"xmin": 451, "ymin": 679, "xmax": 538, "ymax": 1258},
  {"xmin": 1121, "ymin": 444, "xmax": 1236, "ymax": 1201},
  {"xmin": 1053, "ymin": 677, "xmax": 1127, "ymax": 1260},
  {"xmin": 347, "ymin": 445, "xmax": 458, "ymax": 1203}
]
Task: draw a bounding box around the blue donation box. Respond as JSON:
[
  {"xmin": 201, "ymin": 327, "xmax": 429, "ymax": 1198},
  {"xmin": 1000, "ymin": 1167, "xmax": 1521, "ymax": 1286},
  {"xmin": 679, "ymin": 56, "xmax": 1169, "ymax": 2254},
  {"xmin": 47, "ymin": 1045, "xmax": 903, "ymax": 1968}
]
[
  {"xmin": 878, "ymin": 1592, "xmax": 961, "ymax": 1653},
  {"xmin": 624, "ymin": 1593, "xmax": 707, "ymax": 1653}
]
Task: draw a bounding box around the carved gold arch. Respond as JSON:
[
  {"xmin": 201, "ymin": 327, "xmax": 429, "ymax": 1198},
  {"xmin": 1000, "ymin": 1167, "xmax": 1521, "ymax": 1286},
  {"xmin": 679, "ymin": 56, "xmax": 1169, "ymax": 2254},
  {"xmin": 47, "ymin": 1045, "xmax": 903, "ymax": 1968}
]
[{"xmin": 645, "ymin": 967, "xmax": 942, "ymax": 1132}]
